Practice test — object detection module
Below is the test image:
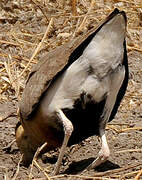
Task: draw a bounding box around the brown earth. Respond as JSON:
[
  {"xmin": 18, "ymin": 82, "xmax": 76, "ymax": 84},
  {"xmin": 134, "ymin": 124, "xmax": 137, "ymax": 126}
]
[{"xmin": 0, "ymin": 0, "xmax": 142, "ymax": 179}]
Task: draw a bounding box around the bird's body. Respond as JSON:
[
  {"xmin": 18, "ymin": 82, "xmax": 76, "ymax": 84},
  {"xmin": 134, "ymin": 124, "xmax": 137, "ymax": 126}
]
[{"xmin": 16, "ymin": 9, "xmax": 128, "ymax": 174}]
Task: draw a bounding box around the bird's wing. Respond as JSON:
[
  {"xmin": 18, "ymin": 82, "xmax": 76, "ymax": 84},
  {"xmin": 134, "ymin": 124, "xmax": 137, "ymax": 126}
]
[
  {"xmin": 19, "ymin": 44, "xmax": 73, "ymax": 120},
  {"xmin": 19, "ymin": 8, "xmax": 123, "ymax": 121}
]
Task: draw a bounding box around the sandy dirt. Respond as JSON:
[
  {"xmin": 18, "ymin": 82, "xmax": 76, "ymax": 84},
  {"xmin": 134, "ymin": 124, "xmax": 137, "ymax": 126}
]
[{"xmin": 0, "ymin": 0, "xmax": 142, "ymax": 179}]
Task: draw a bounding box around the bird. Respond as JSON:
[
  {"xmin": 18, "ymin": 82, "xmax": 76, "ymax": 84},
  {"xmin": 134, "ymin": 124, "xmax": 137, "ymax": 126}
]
[{"xmin": 15, "ymin": 8, "xmax": 129, "ymax": 175}]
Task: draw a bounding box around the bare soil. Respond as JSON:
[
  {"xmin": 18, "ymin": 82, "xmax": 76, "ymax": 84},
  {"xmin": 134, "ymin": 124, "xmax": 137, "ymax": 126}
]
[{"xmin": 0, "ymin": 0, "xmax": 142, "ymax": 179}]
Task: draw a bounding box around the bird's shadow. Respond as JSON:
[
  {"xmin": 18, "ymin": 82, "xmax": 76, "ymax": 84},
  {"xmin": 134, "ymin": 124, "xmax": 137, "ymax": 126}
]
[
  {"xmin": 63, "ymin": 158, "xmax": 120, "ymax": 174},
  {"xmin": 42, "ymin": 155, "xmax": 120, "ymax": 175}
]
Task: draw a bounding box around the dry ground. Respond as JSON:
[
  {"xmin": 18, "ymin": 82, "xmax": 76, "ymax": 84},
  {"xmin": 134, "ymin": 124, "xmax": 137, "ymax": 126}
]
[{"xmin": 0, "ymin": 0, "xmax": 142, "ymax": 179}]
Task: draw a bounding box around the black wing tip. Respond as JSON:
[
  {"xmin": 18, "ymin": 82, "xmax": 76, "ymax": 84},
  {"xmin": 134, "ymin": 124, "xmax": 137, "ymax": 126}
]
[
  {"xmin": 112, "ymin": 8, "xmax": 125, "ymax": 15},
  {"xmin": 111, "ymin": 8, "xmax": 127, "ymax": 22}
]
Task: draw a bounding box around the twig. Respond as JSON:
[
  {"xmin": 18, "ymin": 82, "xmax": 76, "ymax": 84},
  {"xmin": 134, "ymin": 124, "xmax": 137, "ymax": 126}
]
[
  {"xmin": 30, "ymin": 0, "xmax": 48, "ymax": 21},
  {"xmin": 51, "ymin": 174, "xmax": 110, "ymax": 179},
  {"xmin": 4, "ymin": 60, "xmax": 16, "ymax": 89},
  {"xmin": 121, "ymin": 170, "xmax": 141, "ymax": 179},
  {"xmin": 135, "ymin": 169, "xmax": 142, "ymax": 180},
  {"xmin": 106, "ymin": 125, "xmax": 120, "ymax": 133},
  {"xmin": 0, "ymin": 61, "xmax": 16, "ymax": 73},
  {"xmin": 33, "ymin": 142, "xmax": 48, "ymax": 161},
  {"xmin": 72, "ymin": 18, "xmax": 81, "ymax": 38},
  {"xmin": 106, "ymin": 126, "xmax": 142, "ymax": 133},
  {"xmin": 11, "ymin": 155, "xmax": 23, "ymax": 180},
  {"xmin": 119, "ymin": 127, "xmax": 142, "ymax": 133},
  {"xmin": 33, "ymin": 160, "xmax": 51, "ymax": 180},
  {"xmin": 11, "ymin": 34, "xmax": 37, "ymax": 46},
  {"xmin": 76, "ymin": 0, "xmax": 95, "ymax": 33},
  {"xmin": 108, "ymin": 123, "xmax": 130, "ymax": 126},
  {"xmin": 127, "ymin": 45, "xmax": 142, "ymax": 52},
  {"xmin": 0, "ymin": 112, "xmax": 16, "ymax": 122},
  {"xmin": 0, "ymin": 52, "xmax": 37, "ymax": 64},
  {"xmin": 29, "ymin": 160, "xmax": 34, "ymax": 179},
  {"xmin": 115, "ymin": 149, "xmax": 142, "ymax": 154},
  {"xmin": 29, "ymin": 142, "xmax": 50, "ymax": 180},
  {"xmin": 0, "ymin": 39, "xmax": 20, "ymax": 46},
  {"xmin": 19, "ymin": 17, "xmax": 53, "ymax": 77},
  {"xmin": 3, "ymin": 55, "xmax": 20, "ymax": 97},
  {"xmin": 93, "ymin": 162, "xmax": 142, "ymax": 177},
  {"xmin": 72, "ymin": 0, "xmax": 77, "ymax": 16}
]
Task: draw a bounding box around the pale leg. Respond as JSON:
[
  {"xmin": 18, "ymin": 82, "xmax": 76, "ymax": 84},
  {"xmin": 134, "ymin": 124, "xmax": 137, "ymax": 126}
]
[
  {"xmin": 52, "ymin": 109, "xmax": 73, "ymax": 175},
  {"xmin": 87, "ymin": 130, "xmax": 110, "ymax": 170}
]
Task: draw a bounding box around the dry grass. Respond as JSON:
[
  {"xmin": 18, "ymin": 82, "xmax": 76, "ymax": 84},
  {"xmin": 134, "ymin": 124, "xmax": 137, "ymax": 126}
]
[
  {"xmin": 0, "ymin": 0, "xmax": 142, "ymax": 179},
  {"xmin": 0, "ymin": 0, "xmax": 142, "ymax": 102},
  {"xmin": 0, "ymin": 0, "xmax": 142, "ymax": 100}
]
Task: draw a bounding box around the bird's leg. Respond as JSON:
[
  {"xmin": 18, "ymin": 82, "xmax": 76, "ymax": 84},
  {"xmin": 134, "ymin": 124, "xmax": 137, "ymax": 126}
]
[
  {"xmin": 87, "ymin": 66, "xmax": 125, "ymax": 170},
  {"xmin": 87, "ymin": 115, "xmax": 110, "ymax": 170},
  {"xmin": 52, "ymin": 109, "xmax": 73, "ymax": 175},
  {"xmin": 87, "ymin": 133, "xmax": 109, "ymax": 170}
]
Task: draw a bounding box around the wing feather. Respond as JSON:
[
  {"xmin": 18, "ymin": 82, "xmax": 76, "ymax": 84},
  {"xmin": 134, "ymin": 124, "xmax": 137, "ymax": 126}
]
[{"xmin": 20, "ymin": 8, "xmax": 126, "ymax": 120}]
